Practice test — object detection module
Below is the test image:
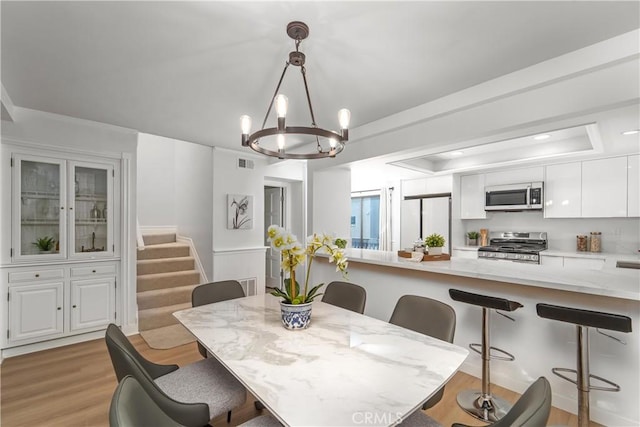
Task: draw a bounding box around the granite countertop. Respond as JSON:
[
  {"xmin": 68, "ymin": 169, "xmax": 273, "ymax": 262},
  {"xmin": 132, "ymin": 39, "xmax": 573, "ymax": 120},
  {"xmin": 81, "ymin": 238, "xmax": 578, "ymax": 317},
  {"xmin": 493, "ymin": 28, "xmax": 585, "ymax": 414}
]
[{"xmin": 343, "ymin": 249, "xmax": 640, "ymax": 301}]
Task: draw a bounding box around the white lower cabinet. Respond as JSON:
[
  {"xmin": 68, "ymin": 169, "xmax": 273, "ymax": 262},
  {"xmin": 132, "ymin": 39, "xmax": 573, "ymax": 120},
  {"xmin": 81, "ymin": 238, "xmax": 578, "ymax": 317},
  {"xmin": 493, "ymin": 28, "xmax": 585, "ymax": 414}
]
[
  {"xmin": 563, "ymin": 256, "xmax": 605, "ymax": 270},
  {"xmin": 70, "ymin": 277, "xmax": 116, "ymax": 331},
  {"xmin": 540, "ymin": 254, "xmax": 564, "ymax": 267},
  {"xmin": 540, "ymin": 254, "xmax": 605, "ymax": 270},
  {"xmin": 8, "ymin": 281, "xmax": 64, "ymax": 342},
  {"xmin": 4, "ymin": 262, "xmax": 117, "ymax": 347},
  {"xmin": 452, "ymin": 248, "xmax": 478, "ymax": 259}
]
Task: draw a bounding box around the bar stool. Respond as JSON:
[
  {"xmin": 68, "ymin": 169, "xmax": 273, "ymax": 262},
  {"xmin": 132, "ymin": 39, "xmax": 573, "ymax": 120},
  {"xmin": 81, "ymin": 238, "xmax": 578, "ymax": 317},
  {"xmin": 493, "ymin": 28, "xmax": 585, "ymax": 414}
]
[
  {"xmin": 536, "ymin": 303, "xmax": 632, "ymax": 427},
  {"xmin": 449, "ymin": 289, "xmax": 523, "ymax": 423}
]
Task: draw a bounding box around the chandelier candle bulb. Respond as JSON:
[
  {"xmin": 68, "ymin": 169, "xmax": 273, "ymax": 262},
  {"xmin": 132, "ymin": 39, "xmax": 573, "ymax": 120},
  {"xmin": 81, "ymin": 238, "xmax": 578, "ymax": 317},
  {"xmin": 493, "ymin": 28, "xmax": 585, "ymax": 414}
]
[
  {"xmin": 275, "ymin": 94, "xmax": 288, "ymax": 131},
  {"xmin": 240, "ymin": 115, "xmax": 252, "ymax": 145},
  {"xmin": 338, "ymin": 108, "xmax": 351, "ymax": 128}
]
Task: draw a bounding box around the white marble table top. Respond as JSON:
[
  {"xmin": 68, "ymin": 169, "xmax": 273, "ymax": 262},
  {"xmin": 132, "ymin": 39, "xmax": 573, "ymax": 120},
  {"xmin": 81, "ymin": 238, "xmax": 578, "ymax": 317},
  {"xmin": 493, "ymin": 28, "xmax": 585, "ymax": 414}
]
[{"xmin": 174, "ymin": 294, "xmax": 469, "ymax": 427}]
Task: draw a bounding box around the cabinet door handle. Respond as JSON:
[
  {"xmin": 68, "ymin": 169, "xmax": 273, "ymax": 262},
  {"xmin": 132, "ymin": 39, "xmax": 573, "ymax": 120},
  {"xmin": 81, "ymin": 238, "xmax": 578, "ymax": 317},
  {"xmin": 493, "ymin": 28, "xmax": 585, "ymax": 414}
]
[
  {"xmin": 69, "ymin": 207, "xmax": 73, "ymax": 210},
  {"xmin": 60, "ymin": 206, "xmax": 64, "ymax": 210},
  {"xmin": 72, "ymin": 305, "xmax": 77, "ymax": 308},
  {"xmin": 57, "ymin": 307, "xmax": 61, "ymax": 310},
  {"xmin": 35, "ymin": 274, "xmax": 40, "ymax": 278},
  {"xmin": 92, "ymin": 270, "xmax": 96, "ymax": 273}
]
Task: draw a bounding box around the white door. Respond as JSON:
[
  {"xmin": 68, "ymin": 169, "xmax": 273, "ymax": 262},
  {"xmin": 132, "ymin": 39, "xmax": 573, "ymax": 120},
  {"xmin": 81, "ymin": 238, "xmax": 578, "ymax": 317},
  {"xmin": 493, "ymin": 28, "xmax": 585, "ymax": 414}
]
[
  {"xmin": 8, "ymin": 282, "xmax": 64, "ymax": 342},
  {"xmin": 70, "ymin": 277, "xmax": 115, "ymax": 331},
  {"xmin": 264, "ymin": 186, "xmax": 284, "ymax": 289}
]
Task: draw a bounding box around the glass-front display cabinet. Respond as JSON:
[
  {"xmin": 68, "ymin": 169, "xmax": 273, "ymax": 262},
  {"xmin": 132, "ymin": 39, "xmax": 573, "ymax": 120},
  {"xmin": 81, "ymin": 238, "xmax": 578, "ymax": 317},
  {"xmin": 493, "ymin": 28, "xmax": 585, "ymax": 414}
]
[{"xmin": 13, "ymin": 154, "xmax": 115, "ymax": 262}]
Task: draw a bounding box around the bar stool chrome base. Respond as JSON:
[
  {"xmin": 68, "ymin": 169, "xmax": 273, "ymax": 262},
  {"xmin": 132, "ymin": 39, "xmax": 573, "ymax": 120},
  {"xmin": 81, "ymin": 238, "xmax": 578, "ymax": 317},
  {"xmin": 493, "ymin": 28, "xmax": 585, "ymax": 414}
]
[{"xmin": 457, "ymin": 390, "xmax": 511, "ymax": 423}]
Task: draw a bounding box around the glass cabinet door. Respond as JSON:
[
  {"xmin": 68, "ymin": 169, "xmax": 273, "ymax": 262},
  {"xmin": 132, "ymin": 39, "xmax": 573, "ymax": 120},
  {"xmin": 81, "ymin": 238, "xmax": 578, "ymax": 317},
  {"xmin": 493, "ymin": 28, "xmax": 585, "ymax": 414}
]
[
  {"xmin": 69, "ymin": 162, "xmax": 114, "ymax": 258},
  {"xmin": 14, "ymin": 155, "xmax": 67, "ymax": 260}
]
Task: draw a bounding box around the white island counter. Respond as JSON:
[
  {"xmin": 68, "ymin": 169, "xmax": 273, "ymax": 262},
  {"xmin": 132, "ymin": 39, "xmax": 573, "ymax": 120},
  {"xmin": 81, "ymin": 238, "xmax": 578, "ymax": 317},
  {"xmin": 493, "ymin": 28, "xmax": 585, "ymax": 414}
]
[
  {"xmin": 311, "ymin": 249, "xmax": 640, "ymax": 426},
  {"xmin": 339, "ymin": 249, "xmax": 640, "ymax": 301}
]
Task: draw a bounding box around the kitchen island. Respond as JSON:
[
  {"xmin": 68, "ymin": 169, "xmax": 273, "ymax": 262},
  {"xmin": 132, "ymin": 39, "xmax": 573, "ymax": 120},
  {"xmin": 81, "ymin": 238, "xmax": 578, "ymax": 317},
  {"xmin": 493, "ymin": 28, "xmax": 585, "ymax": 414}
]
[{"xmin": 311, "ymin": 249, "xmax": 639, "ymax": 426}]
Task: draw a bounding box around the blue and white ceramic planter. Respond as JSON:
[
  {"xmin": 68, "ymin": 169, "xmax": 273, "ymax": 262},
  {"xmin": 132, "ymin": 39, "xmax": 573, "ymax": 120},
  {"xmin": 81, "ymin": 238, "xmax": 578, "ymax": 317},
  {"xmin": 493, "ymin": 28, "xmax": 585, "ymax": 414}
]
[{"xmin": 280, "ymin": 301, "xmax": 313, "ymax": 330}]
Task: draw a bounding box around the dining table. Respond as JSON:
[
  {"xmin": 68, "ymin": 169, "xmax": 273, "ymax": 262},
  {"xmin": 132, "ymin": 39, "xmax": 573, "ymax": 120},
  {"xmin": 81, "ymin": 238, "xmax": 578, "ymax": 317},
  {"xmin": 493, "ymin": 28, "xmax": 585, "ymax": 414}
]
[{"xmin": 173, "ymin": 293, "xmax": 469, "ymax": 427}]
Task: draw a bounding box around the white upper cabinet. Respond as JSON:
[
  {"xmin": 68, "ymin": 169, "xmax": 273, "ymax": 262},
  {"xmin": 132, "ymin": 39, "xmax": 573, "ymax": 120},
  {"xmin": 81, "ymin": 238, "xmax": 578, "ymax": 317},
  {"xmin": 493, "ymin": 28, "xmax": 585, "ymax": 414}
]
[
  {"xmin": 628, "ymin": 154, "xmax": 639, "ymax": 217},
  {"xmin": 460, "ymin": 174, "xmax": 486, "ymax": 219},
  {"xmin": 402, "ymin": 176, "xmax": 453, "ymax": 197},
  {"xmin": 544, "ymin": 162, "xmax": 582, "ymax": 218},
  {"xmin": 10, "ymin": 153, "xmax": 118, "ymax": 263},
  {"xmin": 582, "ymin": 157, "xmax": 627, "ymax": 217},
  {"xmin": 484, "ymin": 166, "xmax": 544, "ymax": 186}
]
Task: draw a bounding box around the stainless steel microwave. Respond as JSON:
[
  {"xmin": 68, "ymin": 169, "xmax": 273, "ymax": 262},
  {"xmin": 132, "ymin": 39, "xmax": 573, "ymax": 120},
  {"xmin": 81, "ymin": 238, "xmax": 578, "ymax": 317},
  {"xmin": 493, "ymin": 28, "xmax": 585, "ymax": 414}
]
[{"xmin": 485, "ymin": 182, "xmax": 543, "ymax": 211}]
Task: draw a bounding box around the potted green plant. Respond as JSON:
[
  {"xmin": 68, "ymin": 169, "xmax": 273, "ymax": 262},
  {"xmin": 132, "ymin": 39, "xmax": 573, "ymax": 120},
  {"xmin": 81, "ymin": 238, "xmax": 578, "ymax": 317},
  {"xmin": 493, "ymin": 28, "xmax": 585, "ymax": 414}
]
[
  {"xmin": 466, "ymin": 231, "xmax": 479, "ymax": 246},
  {"xmin": 33, "ymin": 236, "xmax": 56, "ymax": 253},
  {"xmin": 424, "ymin": 233, "xmax": 446, "ymax": 255}
]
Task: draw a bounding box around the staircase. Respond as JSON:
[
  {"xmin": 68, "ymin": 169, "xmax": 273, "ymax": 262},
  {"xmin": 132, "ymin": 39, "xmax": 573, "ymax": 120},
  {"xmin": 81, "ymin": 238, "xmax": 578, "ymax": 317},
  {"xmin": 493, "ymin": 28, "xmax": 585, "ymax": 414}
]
[{"xmin": 137, "ymin": 233, "xmax": 201, "ymax": 347}]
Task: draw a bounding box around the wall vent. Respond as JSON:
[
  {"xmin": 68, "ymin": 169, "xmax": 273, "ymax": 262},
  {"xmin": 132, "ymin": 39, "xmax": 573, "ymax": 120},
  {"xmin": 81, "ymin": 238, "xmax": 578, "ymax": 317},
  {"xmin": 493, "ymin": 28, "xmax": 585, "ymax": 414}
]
[
  {"xmin": 238, "ymin": 158, "xmax": 254, "ymax": 170},
  {"xmin": 239, "ymin": 277, "xmax": 258, "ymax": 296}
]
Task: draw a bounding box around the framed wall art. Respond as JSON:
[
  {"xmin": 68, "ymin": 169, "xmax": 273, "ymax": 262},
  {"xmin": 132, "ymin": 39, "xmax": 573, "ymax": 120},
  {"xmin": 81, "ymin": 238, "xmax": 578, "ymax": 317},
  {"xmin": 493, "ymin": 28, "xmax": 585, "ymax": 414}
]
[{"xmin": 227, "ymin": 194, "xmax": 253, "ymax": 230}]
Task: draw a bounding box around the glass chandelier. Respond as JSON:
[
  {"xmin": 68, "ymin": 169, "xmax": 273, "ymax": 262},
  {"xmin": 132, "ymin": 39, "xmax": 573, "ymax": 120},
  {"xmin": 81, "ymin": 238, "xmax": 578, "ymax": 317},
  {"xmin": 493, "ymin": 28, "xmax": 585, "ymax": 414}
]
[{"xmin": 240, "ymin": 21, "xmax": 350, "ymax": 160}]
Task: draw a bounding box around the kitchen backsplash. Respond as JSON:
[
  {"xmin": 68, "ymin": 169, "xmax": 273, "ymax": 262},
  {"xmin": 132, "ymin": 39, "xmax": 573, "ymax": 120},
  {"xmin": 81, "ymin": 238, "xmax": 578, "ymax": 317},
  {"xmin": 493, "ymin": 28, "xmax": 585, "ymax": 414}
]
[{"xmin": 463, "ymin": 211, "xmax": 639, "ymax": 254}]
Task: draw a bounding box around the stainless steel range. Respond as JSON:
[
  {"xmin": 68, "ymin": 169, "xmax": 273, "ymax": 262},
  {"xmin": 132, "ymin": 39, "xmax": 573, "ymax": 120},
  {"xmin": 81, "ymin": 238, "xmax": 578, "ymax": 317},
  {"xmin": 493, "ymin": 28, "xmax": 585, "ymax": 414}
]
[{"xmin": 478, "ymin": 232, "xmax": 547, "ymax": 264}]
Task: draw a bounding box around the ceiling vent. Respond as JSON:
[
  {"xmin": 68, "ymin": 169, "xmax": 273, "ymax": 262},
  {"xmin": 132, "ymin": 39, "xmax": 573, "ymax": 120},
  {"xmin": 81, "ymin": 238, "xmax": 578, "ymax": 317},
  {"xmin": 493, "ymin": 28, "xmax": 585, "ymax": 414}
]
[{"xmin": 238, "ymin": 158, "xmax": 254, "ymax": 170}]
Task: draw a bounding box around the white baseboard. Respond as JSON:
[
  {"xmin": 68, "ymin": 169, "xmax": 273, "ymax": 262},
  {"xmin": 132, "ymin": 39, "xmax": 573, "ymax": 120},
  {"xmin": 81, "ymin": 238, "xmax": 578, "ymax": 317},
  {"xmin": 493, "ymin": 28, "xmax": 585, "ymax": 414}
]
[{"xmin": 1, "ymin": 330, "xmax": 108, "ymax": 359}]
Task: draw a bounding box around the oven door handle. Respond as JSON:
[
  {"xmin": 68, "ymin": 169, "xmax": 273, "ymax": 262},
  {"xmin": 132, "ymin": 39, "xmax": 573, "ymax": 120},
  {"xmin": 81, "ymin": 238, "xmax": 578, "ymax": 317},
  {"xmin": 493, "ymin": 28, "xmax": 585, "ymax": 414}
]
[{"xmin": 526, "ymin": 186, "xmax": 531, "ymax": 207}]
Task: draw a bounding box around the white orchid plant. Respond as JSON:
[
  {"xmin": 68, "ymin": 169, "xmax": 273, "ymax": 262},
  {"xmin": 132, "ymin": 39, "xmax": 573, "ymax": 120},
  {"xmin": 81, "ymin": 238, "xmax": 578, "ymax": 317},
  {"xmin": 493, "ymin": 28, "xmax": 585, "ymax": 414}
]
[{"xmin": 267, "ymin": 225, "xmax": 348, "ymax": 305}]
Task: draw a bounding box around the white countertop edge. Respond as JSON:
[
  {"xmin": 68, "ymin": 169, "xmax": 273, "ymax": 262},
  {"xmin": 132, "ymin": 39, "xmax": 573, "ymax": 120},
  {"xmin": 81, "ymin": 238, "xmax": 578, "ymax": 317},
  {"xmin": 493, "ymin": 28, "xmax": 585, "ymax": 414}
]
[{"xmin": 340, "ymin": 249, "xmax": 640, "ymax": 302}]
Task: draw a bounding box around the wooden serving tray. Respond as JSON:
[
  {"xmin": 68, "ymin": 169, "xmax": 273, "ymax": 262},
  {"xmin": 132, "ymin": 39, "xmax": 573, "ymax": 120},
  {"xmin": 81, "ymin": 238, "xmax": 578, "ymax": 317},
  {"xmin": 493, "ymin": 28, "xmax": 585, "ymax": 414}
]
[{"xmin": 397, "ymin": 250, "xmax": 451, "ymax": 262}]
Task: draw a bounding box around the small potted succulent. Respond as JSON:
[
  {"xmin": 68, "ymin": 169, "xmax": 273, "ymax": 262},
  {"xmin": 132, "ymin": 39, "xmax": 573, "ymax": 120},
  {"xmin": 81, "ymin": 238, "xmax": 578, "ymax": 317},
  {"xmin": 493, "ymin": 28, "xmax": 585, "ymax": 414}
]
[
  {"xmin": 466, "ymin": 231, "xmax": 479, "ymax": 246},
  {"xmin": 424, "ymin": 233, "xmax": 446, "ymax": 255},
  {"xmin": 33, "ymin": 236, "xmax": 56, "ymax": 253}
]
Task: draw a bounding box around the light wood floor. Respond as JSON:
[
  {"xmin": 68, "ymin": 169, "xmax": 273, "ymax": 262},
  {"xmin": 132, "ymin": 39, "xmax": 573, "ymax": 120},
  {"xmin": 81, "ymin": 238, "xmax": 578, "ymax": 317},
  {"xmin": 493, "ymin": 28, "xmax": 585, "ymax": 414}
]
[{"xmin": 0, "ymin": 335, "xmax": 598, "ymax": 426}]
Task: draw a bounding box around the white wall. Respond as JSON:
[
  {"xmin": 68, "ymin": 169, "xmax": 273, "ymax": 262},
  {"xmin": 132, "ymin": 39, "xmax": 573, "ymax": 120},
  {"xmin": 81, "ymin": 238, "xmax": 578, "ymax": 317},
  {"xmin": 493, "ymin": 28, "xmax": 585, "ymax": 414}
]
[
  {"xmin": 137, "ymin": 133, "xmax": 214, "ymax": 278},
  {"xmin": 1, "ymin": 107, "xmax": 137, "ymax": 154},
  {"xmin": 312, "ymin": 168, "xmax": 351, "ymax": 240},
  {"xmin": 137, "ymin": 135, "xmax": 177, "ymax": 226},
  {"xmin": 212, "ymin": 148, "xmax": 268, "ymax": 293}
]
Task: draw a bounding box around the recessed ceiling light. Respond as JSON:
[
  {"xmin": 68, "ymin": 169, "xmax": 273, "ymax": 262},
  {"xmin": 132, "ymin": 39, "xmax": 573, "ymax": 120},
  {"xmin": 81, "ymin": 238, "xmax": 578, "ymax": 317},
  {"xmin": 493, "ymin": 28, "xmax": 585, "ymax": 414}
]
[
  {"xmin": 449, "ymin": 151, "xmax": 464, "ymax": 157},
  {"xmin": 621, "ymin": 129, "xmax": 640, "ymax": 136},
  {"xmin": 533, "ymin": 134, "xmax": 551, "ymax": 140}
]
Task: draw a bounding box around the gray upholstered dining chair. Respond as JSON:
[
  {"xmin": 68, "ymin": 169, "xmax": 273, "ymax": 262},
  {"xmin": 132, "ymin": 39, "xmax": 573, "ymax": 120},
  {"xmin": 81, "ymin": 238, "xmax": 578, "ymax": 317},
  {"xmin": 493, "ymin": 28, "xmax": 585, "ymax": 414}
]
[
  {"xmin": 110, "ymin": 375, "xmax": 282, "ymax": 427},
  {"xmin": 389, "ymin": 295, "xmax": 456, "ymax": 410},
  {"xmin": 104, "ymin": 324, "xmax": 246, "ymax": 427},
  {"xmin": 452, "ymin": 376, "xmax": 552, "ymax": 427},
  {"xmin": 192, "ymin": 280, "xmax": 246, "ymax": 358},
  {"xmin": 321, "ymin": 281, "xmax": 367, "ymax": 314}
]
